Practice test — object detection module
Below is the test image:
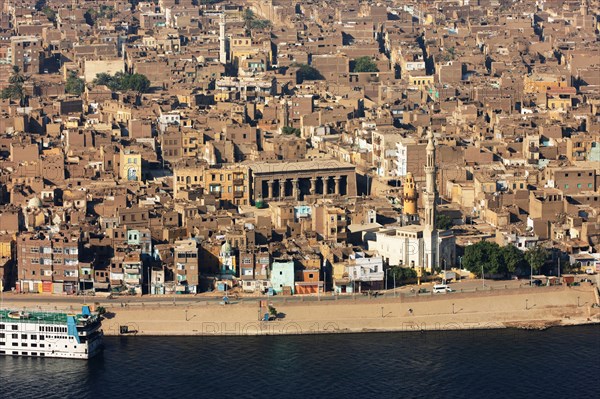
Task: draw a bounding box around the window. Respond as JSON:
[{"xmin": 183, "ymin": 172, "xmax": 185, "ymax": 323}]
[
  {"xmin": 589, "ymin": 184, "xmax": 593, "ymax": 188},
  {"xmin": 577, "ymin": 184, "xmax": 582, "ymax": 188},
  {"xmin": 11, "ymin": 325, "xmax": 17, "ymax": 330},
  {"xmin": 21, "ymin": 334, "xmax": 27, "ymax": 339},
  {"xmin": 564, "ymin": 184, "xmax": 569, "ymax": 189}
]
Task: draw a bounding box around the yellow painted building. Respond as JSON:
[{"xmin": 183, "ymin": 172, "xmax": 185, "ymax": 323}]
[
  {"xmin": 524, "ymin": 73, "xmax": 569, "ymax": 94},
  {"xmin": 230, "ymin": 36, "xmax": 272, "ymax": 67},
  {"xmin": 174, "ymin": 163, "xmax": 250, "ymax": 206},
  {"xmin": 0, "ymin": 238, "xmax": 13, "ymax": 258},
  {"xmin": 408, "ymin": 74, "xmax": 434, "ymax": 89},
  {"xmin": 119, "ymin": 150, "xmax": 142, "ymax": 181}
]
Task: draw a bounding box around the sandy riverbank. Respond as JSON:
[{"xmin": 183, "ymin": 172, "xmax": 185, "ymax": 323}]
[
  {"xmin": 100, "ymin": 285, "xmax": 600, "ymax": 335},
  {"xmin": 5, "ymin": 286, "xmax": 600, "ymax": 336}
]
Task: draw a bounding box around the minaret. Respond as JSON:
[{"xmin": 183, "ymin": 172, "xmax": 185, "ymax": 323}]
[
  {"xmin": 402, "ymin": 172, "xmax": 417, "ymax": 217},
  {"xmin": 219, "ymin": 13, "xmax": 227, "ymax": 64},
  {"xmin": 279, "ymin": 98, "xmax": 289, "ymax": 130},
  {"xmin": 422, "ymin": 129, "xmax": 438, "ymax": 272}
]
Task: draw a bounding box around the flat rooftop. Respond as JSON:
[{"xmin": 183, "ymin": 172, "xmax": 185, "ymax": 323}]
[{"xmin": 245, "ymin": 159, "xmax": 355, "ymax": 174}]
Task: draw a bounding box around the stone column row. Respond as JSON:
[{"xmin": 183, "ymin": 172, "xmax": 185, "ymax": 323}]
[{"xmin": 264, "ymin": 175, "xmax": 345, "ymax": 200}]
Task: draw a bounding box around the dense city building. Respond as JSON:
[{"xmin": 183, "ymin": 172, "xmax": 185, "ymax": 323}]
[{"xmin": 0, "ymin": 0, "xmax": 598, "ymax": 298}]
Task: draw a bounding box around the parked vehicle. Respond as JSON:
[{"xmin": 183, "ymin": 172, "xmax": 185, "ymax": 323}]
[{"xmin": 433, "ymin": 284, "xmax": 452, "ymax": 293}]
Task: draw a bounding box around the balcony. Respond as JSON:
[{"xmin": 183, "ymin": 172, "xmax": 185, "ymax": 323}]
[
  {"xmin": 124, "ymin": 267, "xmax": 140, "ymax": 275},
  {"xmin": 234, "ymin": 191, "xmax": 244, "ymax": 198},
  {"xmin": 233, "ymin": 178, "xmax": 244, "ymax": 185}
]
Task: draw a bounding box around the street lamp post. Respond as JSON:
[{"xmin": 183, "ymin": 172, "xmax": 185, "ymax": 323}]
[
  {"xmin": 481, "ymin": 265, "xmax": 485, "ymax": 289},
  {"xmin": 530, "ymin": 261, "xmax": 533, "ymax": 287},
  {"xmin": 443, "ymin": 259, "xmax": 447, "ymax": 284},
  {"xmin": 384, "ymin": 268, "xmax": 387, "ymax": 291}
]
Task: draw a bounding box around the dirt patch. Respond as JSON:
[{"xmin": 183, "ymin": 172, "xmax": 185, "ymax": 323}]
[{"xmin": 503, "ymin": 320, "xmax": 562, "ymax": 330}]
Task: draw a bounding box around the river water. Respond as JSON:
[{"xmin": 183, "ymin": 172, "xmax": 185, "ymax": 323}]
[{"xmin": 1, "ymin": 326, "xmax": 598, "ymax": 398}]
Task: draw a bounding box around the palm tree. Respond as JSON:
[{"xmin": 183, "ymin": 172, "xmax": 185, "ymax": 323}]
[{"xmin": 1, "ymin": 66, "xmax": 27, "ymax": 106}]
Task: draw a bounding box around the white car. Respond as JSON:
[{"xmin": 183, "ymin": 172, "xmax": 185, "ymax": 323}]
[{"xmin": 433, "ymin": 284, "xmax": 453, "ymax": 293}]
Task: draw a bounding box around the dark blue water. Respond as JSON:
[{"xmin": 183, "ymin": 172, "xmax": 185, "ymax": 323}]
[{"xmin": 1, "ymin": 326, "xmax": 598, "ymax": 399}]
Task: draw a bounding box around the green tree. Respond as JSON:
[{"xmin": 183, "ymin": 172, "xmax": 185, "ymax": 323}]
[
  {"xmin": 84, "ymin": 5, "xmax": 115, "ymax": 26},
  {"xmin": 268, "ymin": 305, "xmax": 277, "ymax": 317},
  {"xmin": 294, "ymin": 64, "xmax": 324, "ymax": 83},
  {"xmin": 8, "ymin": 65, "xmax": 25, "ymax": 85},
  {"xmin": 65, "ymin": 71, "xmax": 85, "ymax": 96},
  {"xmin": 281, "ymin": 126, "xmax": 301, "ymax": 136},
  {"xmin": 1, "ymin": 66, "xmax": 27, "ymax": 105},
  {"xmin": 42, "ymin": 6, "xmax": 56, "ymax": 23},
  {"xmin": 251, "ymin": 19, "xmax": 272, "ymax": 30},
  {"xmin": 389, "ymin": 267, "xmax": 417, "ymax": 285},
  {"xmin": 447, "ymin": 47, "xmax": 456, "ymax": 59},
  {"xmin": 123, "ymin": 73, "xmax": 151, "ymax": 94},
  {"xmin": 243, "ymin": 9, "xmax": 256, "ymax": 31},
  {"xmin": 92, "ymin": 72, "xmax": 113, "ymax": 87},
  {"xmin": 92, "ymin": 72, "xmax": 151, "ymax": 93},
  {"xmin": 243, "ymin": 9, "xmax": 272, "ymax": 30},
  {"xmin": 525, "ymin": 245, "xmax": 547, "ymax": 275},
  {"xmin": 353, "ymin": 56, "xmax": 379, "ymax": 73},
  {"xmin": 435, "ymin": 214, "xmax": 452, "ymax": 230},
  {"xmin": 501, "ymin": 245, "xmax": 526, "ymax": 275},
  {"xmin": 461, "ymin": 241, "xmax": 504, "ymax": 276}
]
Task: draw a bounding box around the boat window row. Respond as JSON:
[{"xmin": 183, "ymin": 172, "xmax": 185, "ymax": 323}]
[
  {"xmin": 39, "ymin": 326, "xmax": 67, "ymax": 333},
  {"xmin": 0, "ymin": 341, "xmax": 45, "ymax": 348},
  {"xmin": 0, "ymin": 350, "xmax": 46, "ymax": 357},
  {"xmin": 0, "ymin": 324, "xmax": 20, "ymax": 330}
]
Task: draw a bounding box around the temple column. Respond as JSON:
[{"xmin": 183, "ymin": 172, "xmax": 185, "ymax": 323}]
[
  {"xmin": 292, "ymin": 178, "xmax": 299, "ymax": 200},
  {"xmin": 310, "ymin": 177, "xmax": 317, "ymax": 195},
  {"xmin": 279, "ymin": 179, "xmax": 285, "ymax": 199},
  {"xmin": 267, "ymin": 179, "xmax": 274, "ymax": 199},
  {"xmin": 334, "ymin": 176, "xmax": 341, "ymax": 195}
]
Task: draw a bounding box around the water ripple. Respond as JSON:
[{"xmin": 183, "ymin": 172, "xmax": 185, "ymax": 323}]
[{"xmin": 1, "ymin": 326, "xmax": 598, "ymax": 399}]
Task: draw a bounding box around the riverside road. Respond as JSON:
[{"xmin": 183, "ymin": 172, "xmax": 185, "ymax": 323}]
[{"xmin": 3, "ymin": 277, "xmax": 594, "ymax": 308}]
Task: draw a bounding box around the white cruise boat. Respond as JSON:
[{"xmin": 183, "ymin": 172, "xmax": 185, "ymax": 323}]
[{"xmin": 0, "ymin": 305, "xmax": 104, "ymax": 359}]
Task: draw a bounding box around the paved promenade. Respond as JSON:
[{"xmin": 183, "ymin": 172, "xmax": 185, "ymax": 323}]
[{"xmin": 5, "ymin": 285, "xmax": 597, "ymax": 336}]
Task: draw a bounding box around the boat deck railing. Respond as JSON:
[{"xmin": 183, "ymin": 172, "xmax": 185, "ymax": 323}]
[{"xmin": 0, "ymin": 309, "xmax": 99, "ymax": 326}]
